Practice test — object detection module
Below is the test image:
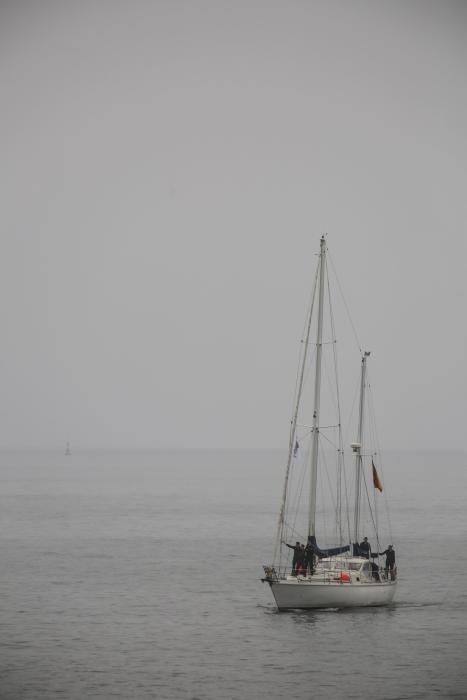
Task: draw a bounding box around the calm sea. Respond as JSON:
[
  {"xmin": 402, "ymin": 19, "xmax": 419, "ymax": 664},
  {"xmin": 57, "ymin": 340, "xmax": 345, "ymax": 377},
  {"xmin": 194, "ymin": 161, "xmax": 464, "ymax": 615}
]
[{"xmin": 1, "ymin": 448, "xmax": 466, "ymax": 699}]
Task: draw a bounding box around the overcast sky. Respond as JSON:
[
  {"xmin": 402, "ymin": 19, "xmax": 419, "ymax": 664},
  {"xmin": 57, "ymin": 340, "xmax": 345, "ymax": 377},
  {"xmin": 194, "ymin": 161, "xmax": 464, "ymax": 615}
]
[{"xmin": 1, "ymin": 0, "xmax": 466, "ymax": 450}]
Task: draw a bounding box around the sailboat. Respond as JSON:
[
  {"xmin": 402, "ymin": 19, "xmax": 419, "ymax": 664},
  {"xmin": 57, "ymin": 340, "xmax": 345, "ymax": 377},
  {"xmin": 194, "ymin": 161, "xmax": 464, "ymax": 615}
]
[{"xmin": 262, "ymin": 236, "xmax": 397, "ymax": 609}]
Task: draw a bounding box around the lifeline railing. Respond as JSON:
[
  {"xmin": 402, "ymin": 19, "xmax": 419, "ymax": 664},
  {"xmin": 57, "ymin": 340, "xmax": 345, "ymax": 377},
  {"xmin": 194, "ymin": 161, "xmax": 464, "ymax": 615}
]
[{"xmin": 262, "ymin": 565, "xmax": 397, "ymax": 583}]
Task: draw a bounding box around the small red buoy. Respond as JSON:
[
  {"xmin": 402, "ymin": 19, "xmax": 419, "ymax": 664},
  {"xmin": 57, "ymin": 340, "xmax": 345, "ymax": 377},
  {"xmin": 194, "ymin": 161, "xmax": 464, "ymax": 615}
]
[{"xmin": 340, "ymin": 572, "xmax": 351, "ymax": 583}]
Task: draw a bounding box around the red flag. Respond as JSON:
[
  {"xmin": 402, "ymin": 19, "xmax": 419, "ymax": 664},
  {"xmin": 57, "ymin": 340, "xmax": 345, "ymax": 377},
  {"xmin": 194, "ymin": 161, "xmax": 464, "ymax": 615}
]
[{"xmin": 372, "ymin": 459, "xmax": 383, "ymax": 492}]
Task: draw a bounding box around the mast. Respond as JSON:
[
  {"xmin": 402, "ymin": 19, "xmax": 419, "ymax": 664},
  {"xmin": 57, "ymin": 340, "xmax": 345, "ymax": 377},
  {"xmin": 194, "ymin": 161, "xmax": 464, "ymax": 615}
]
[
  {"xmin": 308, "ymin": 235, "xmax": 326, "ymax": 538},
  {"xmin": 353, "ymin": 351, "xmax": 370, "ymax": 542}
]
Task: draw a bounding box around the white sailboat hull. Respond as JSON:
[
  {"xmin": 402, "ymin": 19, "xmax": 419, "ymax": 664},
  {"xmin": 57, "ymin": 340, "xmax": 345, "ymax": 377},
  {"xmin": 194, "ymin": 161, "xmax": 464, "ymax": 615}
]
[{"xmin": 269, "ymin": 578, "xmax": 396, "ymax": 610}]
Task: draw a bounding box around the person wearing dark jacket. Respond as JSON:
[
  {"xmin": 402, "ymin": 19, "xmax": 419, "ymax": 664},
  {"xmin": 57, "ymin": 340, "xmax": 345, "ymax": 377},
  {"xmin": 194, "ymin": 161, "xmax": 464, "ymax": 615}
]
[
  {"xmin": 304, "ymin": 543, "xmax": 315, "ymax": 575},
  {"xmin": 359, "ymin": 537, "xmax": 371, "ymax": 558},
  {"xmin": 379, "ymin": 545, "xmax": 396, "ymax": 579},
  {"xmin": 370, "ymin": 560, "xmax": 380, "ymax": 581},
  {"xmin": 285, "ymin": 541, "xmax": 302, "ymax": 576}
]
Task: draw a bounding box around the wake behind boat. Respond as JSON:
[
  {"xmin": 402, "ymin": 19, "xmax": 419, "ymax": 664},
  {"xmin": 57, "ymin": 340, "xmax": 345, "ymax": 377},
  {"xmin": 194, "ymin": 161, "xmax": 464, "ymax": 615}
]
[{"xmin": 262, "ymin": 236, "xmax": 397, "ymax": 610}]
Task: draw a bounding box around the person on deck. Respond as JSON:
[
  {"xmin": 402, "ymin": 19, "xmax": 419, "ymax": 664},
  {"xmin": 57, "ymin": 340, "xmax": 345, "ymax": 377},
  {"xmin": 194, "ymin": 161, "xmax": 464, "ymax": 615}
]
[
  {"xmin": 285, "ymin": 541, "xmax": 302, "ymax": 576},
  {"xmin": 370, "ymin": 560, "xmax": 380, "ymax": 581},
  {"xmin": 296, "ymin": 544, "xmax": 307, "ymax": 576},
  {"xmin": 359, "ymin": 537, "xmax": 371, "ymax": 558},
  {"xmin": 379, "ymin": 545, "xmax": 396, "ymax": 579},
  {"xmin": 304, "ymin": 543, "xmax": 315, "ymax": 575}
]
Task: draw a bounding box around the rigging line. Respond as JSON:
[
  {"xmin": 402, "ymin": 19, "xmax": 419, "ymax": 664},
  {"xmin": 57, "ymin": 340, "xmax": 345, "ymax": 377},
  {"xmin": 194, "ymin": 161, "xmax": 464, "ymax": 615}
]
[
  {"xmin": 325, "ymin": 253, "xmax": 360, "ymax": 545},
  {"xmin": 310, "ymin": 424, "xmax": 341, "ymax": 431},
  {"xmin": 318, "ymin": 432, "xmax": 347, "ymax": 541},
  {"xmin": 318, "ymin": 442, "xmax": 338, "ymax": 537},
  {"xmin": 301, "ymin": 346, "xmax": 316, "ymax": 398},
  {"xmin": 360, "ymin": 460, "xmax": 380, "ymax": 548},
  {"xmin": 341, "ymin": 449, "xmax": 352, "ymax": 545},
  {"xmin": 325, "ymin": 262, "xmax": 350, "ymax": 543},
  {"xmin": 324, "ymin": 256, "xmax": 358, "ymax": 544},
  {"xmin": 373, "ymin": 485, "xmax": 379, "ymax": 554},
  {"xmin": 274, "ymin": 257, "xmax": 320, "ymax": 564},
  {"xmin": 277, "ymin": 251, "xmax": 323, "ymax": 563},
  {"xmin": 286, "ymin": 445, "xmax": 309, "ymax": 543},
  {"xmin": 283, "ymin": 431, "xmax": 312, "ymax": 548},
  {"xmin": 302, "ymin": 340, "xmax": 336, "ymax": 346},
  {"xmin": 283, "ymin": 524, "xmax": 307, "ymax": 546},
  {"xmin": 342, "ymin": 371, "xmax": 360, "ymax": 541},
  {"xmin": 326, "ymin": 257, "xmax": 343, "ymax": 418},
  {"xmin": 344, "ymin": 373, "xmax": 361, "ymax": 449},
  {"xmin": 289, "ymin": 261, "xmax": 319, "ymax": 446},
  {"xmin": 318, "ymin": 430, "xmax": 340, "ymax": 449},
  {"xmin": 325, "ymin": 258, "xmax": 348, "ymax": 542},
  {"xmin": 322, "ymin": 350, "xmax": 339, "ymax": 415},
  {"xmin": 291, "ymin": 268, "xmax": 320, "ymax": 421},
  {"xmin": 367, "ymin": 382, "xmax": 394, "ymax": 541},
  {"xmin": 327, "ymin": 250, "xmax": 362, "ymax": 355},
  {"xmin": 368, "ymin": 389, "xmax": 380, "ymax": 551}
]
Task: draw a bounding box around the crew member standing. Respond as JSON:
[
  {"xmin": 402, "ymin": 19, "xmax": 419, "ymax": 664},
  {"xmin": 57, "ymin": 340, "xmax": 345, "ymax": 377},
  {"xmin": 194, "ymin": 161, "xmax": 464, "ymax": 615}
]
[
  {"xmin": 379, "ymin": 545, "xmax": 396, "ymax": 579},
  {"xmin": 359, "ymin": 536, "xmax": 371, "ymax": 558},
  {"xmin": 285, "ymin": 541, "xmax": 302, "ymax": 576}
]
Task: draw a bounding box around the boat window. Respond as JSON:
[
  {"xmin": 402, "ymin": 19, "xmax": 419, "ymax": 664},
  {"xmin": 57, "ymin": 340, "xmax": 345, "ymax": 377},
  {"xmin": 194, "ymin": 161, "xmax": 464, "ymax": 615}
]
[
  {"xmin": 348, "ymin": 562, "xmax": 361, "ymax": 571},
  {"xmin": 316, "ymin": 560, "xmax": 361, "ymax": 572}
]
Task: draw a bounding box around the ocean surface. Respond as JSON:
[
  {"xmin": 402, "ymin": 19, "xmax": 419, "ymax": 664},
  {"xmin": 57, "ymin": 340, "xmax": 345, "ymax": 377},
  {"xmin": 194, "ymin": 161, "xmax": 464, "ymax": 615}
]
[{"xmin": 1, "ymin": 448, "xmax": 466, "ymax": 700}]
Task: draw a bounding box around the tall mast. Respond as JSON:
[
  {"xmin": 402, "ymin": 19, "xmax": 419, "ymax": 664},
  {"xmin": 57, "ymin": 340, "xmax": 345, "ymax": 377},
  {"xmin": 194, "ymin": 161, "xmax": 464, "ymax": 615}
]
[
  {"xmin": 353, "ymin": 351, "xmax": 370, "ymax": 542},
  {"xmin": 308, "ymin": 235, "xmax": 326, "ymax": 538}
]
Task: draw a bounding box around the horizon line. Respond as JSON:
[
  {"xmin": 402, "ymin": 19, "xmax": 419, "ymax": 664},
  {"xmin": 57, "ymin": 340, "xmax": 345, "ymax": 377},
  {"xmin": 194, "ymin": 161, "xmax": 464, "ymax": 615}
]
[{"xmin": 0, "ymin": 445, "xmax": 464, "ymax": 454}]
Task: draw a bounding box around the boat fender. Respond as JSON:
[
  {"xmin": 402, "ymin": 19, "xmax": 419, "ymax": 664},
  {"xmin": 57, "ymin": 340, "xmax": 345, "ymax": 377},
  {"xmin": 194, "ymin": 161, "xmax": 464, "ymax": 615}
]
[{"xmin": 334, "ymin": 572, "xmax": 351, "ymax": 583}]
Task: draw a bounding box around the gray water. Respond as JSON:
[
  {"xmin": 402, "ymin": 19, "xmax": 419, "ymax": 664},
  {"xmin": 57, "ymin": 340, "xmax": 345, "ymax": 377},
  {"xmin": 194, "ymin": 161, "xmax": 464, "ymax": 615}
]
[{"xmin": 1, "ymin": 449, "xmax": 466, "ymax": 699}]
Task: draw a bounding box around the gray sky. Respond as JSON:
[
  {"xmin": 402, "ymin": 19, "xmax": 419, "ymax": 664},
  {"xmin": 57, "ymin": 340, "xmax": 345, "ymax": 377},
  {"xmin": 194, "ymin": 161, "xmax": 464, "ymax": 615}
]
[{"xmin": 1, "ymin": 0, "xmax": 466, "ymax": 450}]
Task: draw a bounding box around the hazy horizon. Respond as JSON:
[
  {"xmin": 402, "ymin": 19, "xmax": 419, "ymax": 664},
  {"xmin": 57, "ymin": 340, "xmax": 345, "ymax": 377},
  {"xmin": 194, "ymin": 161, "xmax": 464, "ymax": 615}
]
[{"xmin": 0, "ymin": 445, "xmax": 465, "ymax": 456}]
